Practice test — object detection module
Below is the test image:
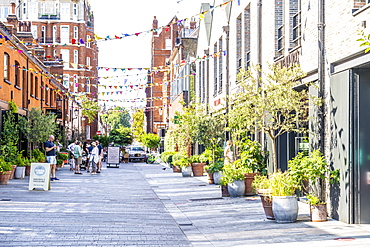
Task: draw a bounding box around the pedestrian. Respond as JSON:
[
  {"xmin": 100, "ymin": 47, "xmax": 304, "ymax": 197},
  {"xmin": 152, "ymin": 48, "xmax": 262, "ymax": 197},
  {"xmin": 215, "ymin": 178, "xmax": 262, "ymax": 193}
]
[
  {"xmin": 86, "ymin": 142, "xmax": 94, "ymax": 173},
  {"xmin": 45, "ymin": 135, "xmax": 59, "ymax": 181},
  {"xmin": 74, "ymin": 141, "xmax": 83, "ymax": 175},
  {"xmin": 90, "ymin": 142, "xmax": 99, "ymax": 175},
  {"xmin": 224, "ymin": 140, "xmax": 234, "ymax": 165},
  {"xmin": 96, "ymin": 140, "xmax": 103, "ymax": 173},
  {"xmin": 68, "ymin": 140, "xmax": 78, "ymax": 171}
]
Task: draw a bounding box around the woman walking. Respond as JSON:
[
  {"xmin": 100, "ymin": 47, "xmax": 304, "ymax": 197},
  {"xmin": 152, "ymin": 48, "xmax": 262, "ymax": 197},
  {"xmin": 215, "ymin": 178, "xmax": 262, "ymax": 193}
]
[
  {"xmin": 74, "ymin": 141, "xmax": 83, "ymax": 174},
  {"xmin": 90, "ymin": 142, "xmax": 99, "ymax": 175}
]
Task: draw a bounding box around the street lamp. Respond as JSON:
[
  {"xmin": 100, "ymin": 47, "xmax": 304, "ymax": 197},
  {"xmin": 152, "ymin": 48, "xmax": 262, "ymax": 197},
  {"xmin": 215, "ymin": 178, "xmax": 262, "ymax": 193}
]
[{"xmin": 74, "ymin": 108, "xmax": 79, "ymax": 139}]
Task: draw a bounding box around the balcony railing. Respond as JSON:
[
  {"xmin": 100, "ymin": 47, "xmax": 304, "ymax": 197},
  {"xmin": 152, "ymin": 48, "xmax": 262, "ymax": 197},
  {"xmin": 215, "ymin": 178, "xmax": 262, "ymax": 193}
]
[
  {"xmin": 39, "ymin": 14, "xmax": 60, "ymax": 20},
  {"xmin": 37, "ymin": 37, "xmax": 61, "ymax": 44}
]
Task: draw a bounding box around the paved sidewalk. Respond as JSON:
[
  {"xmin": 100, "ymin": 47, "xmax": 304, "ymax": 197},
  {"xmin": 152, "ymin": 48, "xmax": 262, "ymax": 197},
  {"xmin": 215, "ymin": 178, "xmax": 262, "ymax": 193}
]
[{"xmin": 1, "ymin": 162, "xmax": 370, "ymax": 247}]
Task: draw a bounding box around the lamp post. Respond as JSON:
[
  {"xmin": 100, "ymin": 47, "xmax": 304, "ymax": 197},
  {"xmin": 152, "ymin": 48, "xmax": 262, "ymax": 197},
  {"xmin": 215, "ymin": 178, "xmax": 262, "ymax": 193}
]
[{"xmin": 74, "ymin": 108, "xmax": 79, "ymax": 139}]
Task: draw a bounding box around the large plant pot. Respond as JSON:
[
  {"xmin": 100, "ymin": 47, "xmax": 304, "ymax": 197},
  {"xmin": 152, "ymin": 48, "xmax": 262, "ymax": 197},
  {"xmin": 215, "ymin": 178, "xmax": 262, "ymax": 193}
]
[
  {"xmin": 10, "ymin": 165, "xmax": 17, "ymax": 179},
  {"xmin": 213, "ymin": 171, "xmax": 223, "ymax": 185},
  {"xmin": 228, "ymin": 180, "xmax": 246, "ymax": 197},
  {"xmin": 25, "ymin": 166, "xmax": 31, "ymax": 176},
  {"xmin": 310, "ymin": 203, "xmax": 327, "ymax": 222},
  {"xmin": 181, "ymin": 166, "xmax": 192, "ymax": 177},
  {"xmin": 0, "ymin": 171, "xmax": 11, "ymax": 185},
  {"xmin": 221, "ymin": 185, "xmax": 230, "ymax": 197},
  {"xmin": 244, "ymin": 173, "xmax": 258, "ymax": 196},
  {"xmin": 191, "ymin": 163, "xmax": 205, "ymax": 176},
  {"xmin": 260, "ymin": 195, "xmax": 275, "ymax": 220},
  {"xmin": 172, "ymin": 165, "xmax": 181, "ymax": 173},
  {"xmin": 272, "ymin": 195, "xmax": 298, "ymax": 223},
  {"xmin": 207, "ymin": 172, "xmax": 214, "ymax": 184},
  {"xmin": 14, "ymin": 166, "xmax": 26, "ymax": 179}
]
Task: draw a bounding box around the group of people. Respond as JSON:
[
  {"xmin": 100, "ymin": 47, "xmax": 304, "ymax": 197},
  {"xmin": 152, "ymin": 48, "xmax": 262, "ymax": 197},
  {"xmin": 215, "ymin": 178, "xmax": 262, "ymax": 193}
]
[
  {"xmin": 44, "ymin": 135, "xmax": 104, "ymax": 181},
  {"xmin": 68, "ymin": 140, "xmax": 103, "ymax": 175}
]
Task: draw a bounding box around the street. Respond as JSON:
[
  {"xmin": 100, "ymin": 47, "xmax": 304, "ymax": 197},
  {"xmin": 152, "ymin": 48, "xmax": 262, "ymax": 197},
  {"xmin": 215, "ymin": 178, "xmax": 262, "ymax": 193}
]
[{"xmin": 1, "ymin": 162, "xmax": 370, "ymax": 246}]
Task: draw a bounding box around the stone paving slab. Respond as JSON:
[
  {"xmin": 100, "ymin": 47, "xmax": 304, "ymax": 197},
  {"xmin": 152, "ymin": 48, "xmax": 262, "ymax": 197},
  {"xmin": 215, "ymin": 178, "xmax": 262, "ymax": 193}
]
[
  {"xmin": 138, "ymin": 162, "xmax": 370, "ymax": 247},
  {"xmin": 0, "ymin": 163, "xmax": 192, "ymax": 246}
]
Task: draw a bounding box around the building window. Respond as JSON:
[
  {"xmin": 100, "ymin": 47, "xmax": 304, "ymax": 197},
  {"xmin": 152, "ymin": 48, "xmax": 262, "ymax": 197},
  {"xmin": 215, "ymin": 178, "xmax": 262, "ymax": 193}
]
[
  {"xmin": 236, "ymin": 14, "xmax": 242, "ymax": 74},
  {"xmin": 74, "ymin": 75, "xmax": 78, "ymax": 93},
  {"xmin": 202, "ymin": 61, "xmax": 205, "ymax": 103},
  {"xmin": 74, "ymin": 50, "xmax": 78, "ymax": 64},
  {"xmin": 86, "ymin": 57, "xmax": 90, "ymax": 67},
  {"xmin": 73, "ymin": 4, "xmax": 77, "ymax": 16},
  {"xmin": 63, "ymin": 74, "xmax": 69, "ymax": 88},
  {"xmin": 61, "ymin": 3, "xmax": 70, "ymax": 18},
  {"xmin": 45, "ymin": 86, "xmax": 49, "ymax": 105},
  {"xmin": 165, "ymin": 39, "xmax": 172, "ymax": 50},
  {"xmin": 23, "ymin": 3, "xmax": 27, "ymax": 15},
  {"xmin": 22, "ymin": 67, "xmax": 26, "ymax": 89},
  {"xmin": 87, "ymin": 35, "xmax": 91, "ymax": 48},
  {"xmin": 60, "ymin": 49, "xmax": 70, "ymax": 69},
  {"xmin": 53, "ymin": 26, "xmax": 57, "ymax": 43},
  {"xmin": 35, "ymin": 77, "xmax": 39, "ymax": 98},
  {"xmin": 30, "ymin": 73, "xmax": 34, "ymax": 96},
  {"xmin": 218, "ymin": 37, "xmax": 223, "ymax": 94},
  {"xmin": 86, "ymin": 79, "xmax": 91, "ymax": 93},
  {"xmin": 40, "ymin": 3, "xmax": 45, "ymax": 15},
  {"xmin": 198, "ymin": 62, "xmax": 202, "ymax": 102},
  {"xmin": 4, "ymin": 53, "xmax": 9, "ymax": 81},
  {"xmin": 29, "ymin": 2, "xmax": 37, "ymax": 18},
  {"xmin": 14, "ymin": 61, "xmax": 20, "ymax": 87},
  {"xmin": 244, "ymin": 6, "xmax": 251, "ymax": 70},
  {"xmin": 353, "ymin": 0, "xmax": 370, "ymax": 11},
  {"xmin": 275, "ymin": 0, "xmax": 284, "ymax": 57},
  {"xmin": 74, "ymin": 26, "xmax": 78, "ymax": 40},
  {"xmin": 60, "ymin": 26, "xmax": 69, "ymax": 44},
  {"xmin": 291, "ymin": 0, "xmax": 301, "ymax": 48},
  {"xmin": 41, "ymin": 80, "xmax": 44, "ymax": 101},
  {"xmin": 213, "ymin": 43, "xmax": 218, "ymax": 96},
  {"xmin": 41, "ymin": 26, "xmax": 46, "ymax": 43}
]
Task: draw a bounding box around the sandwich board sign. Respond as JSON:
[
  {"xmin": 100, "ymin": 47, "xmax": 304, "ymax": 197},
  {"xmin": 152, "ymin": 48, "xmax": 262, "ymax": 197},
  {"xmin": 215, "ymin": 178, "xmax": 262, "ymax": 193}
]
[
  {"xmin": 28, "ymin": 163, "xmax": 50, "ymax": 191},
  {"xmin": 107, "ymin": 146, "xmax": 120, "ymax": 168}
]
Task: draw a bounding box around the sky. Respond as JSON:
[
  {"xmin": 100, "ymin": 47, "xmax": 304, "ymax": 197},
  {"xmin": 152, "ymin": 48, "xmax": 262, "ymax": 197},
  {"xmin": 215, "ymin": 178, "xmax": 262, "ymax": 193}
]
[{"xmin": 88, "ymin": 0, "xmax": 211, "ymax": 110}]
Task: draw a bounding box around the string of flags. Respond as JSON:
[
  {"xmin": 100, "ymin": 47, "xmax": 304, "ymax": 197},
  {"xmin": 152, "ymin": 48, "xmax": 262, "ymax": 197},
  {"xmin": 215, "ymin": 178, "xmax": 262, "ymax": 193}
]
[{"xmin": 94, "ymin": 0, "xmax": 233, "ymax": 41}]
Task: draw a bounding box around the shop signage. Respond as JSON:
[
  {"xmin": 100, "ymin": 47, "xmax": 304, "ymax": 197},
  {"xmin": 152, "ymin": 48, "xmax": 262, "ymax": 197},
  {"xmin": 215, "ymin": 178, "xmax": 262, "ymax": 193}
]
[{"xmin": 28, "ymin": 163, "xmax": 51, "ymax": 191}]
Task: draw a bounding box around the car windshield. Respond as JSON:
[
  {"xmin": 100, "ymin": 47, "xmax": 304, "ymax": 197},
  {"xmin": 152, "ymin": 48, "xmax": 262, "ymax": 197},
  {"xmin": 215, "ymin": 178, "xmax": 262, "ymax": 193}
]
[{"xmin": 131, "ymin": 147, "xmax": 143, "ymax": 151}]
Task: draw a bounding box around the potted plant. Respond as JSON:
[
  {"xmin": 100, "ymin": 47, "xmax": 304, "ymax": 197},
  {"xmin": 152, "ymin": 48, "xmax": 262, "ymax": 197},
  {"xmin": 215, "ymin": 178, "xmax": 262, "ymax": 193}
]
[
  {"xmin": 0, "ymin": 158, "xmax": 13, "ymax": 185},
  {"xmin": 189, "ymin": 154, "xmax": 208, "ymax": 177},
  {"xmin": 252, "ymin": 175, "xmax": 274, "ymax": 220},
  {"xmin": 172, "ymin": 156, "xmax": 192, "ymax": 177},
  {"xmin": 270, "ymin": 171, "xmax": 300, "ymax": 223},
  {"xmin": 234, "ymin": 137, "xmax": 268, "ymax": 195},
  {"xmin": 14, "ymin": 155, "xmax": 27, "ymax": 179},
  {"xmin": 220, "ymin": 164, "xmax": 247, "ymax": 197},
  {"xmin": 201, "ymin": 148, "xmax": 224, "ymax": 184},
  {"xmin": 56, "ymin": 152, "xmax": 68, "ymax": 169},
  {"xmin": 168, "ymin": 152, "xmax": 181, "ymax": 172},
  {"xmin": 288, "ymin": 150, "xmax": 340, "ymax": 222},
  {"xmin": 160, "ymin": 151, "xmax": 176, "ymax": 170}
]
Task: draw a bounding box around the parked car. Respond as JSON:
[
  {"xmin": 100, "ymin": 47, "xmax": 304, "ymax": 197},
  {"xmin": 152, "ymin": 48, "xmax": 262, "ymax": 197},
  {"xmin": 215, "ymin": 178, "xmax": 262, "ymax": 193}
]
[{"xmin": 128, "ymin": 146, "xmax": 146, "ymax": 162}]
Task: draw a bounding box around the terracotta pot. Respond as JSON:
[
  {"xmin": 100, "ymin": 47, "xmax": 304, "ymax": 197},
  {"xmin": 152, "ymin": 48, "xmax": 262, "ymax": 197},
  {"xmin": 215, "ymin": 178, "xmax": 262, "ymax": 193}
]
[
  {"xmin": 310, "ymin": 203, "xmax": 327, "ymax": 222},
  {"xmin": 221, "ymin": 185, "xmax": 230, "ymax": 197},
  {"xmin": 244, "ymin": 173, "xmax": 259, "ymax": 196},
  {"xmin": 10, "ymin": 165, "xmax": 17, "ymax": 179},
  {"xmin": 207, "ymin": 172, "xmax": 214, "ymax": 184},
  {"xmin": 260, "ymin": 195, "xmax": 275, "ymax": 220},
  {"xmin": 191, "ymin": 163, "xmax": 205, "ymax": 176},
  {"xmin": 0, "ymin": 171, "xmax": 11, "ymax": 185},
  {"xmin": 25, "ymin": 166, "xmax": 31, "ymax": 176},
  {"xmin": 172, "ymin": 165, "xmax": 181, "ymax": 173}
]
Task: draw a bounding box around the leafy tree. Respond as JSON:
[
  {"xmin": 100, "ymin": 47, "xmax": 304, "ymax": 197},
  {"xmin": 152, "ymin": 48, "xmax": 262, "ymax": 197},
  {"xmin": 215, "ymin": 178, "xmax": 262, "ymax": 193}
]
[
  {"xmin": 109, "ymin": 127, "xmax": 134, "ymax": 146},
  {"xmin": 230, "ymin": 64, "xmax": 320, "ymax": 172},
  {"xmin": 132, "ymin": 110, "xmax": 145, "ymax": 141},
  {"xmin": 0, "ymin": 101, "xmax": 21, "ymax": 163},
  {"xmin": 357, "ymin": 30, "xmax": 370, "ymax": 53},
  {"xmin": 92, "ymin": 134, "xmax": 110, "ymax": 148},
  {"xmin": 81, "ymin": 99, "xmax": 100, "ymax": 123},
  {"xmin": 141, "ymin": 133, "xmax": 161, "ymax": 151},
  {"xmin": 20, "ymin": 108, "xmax": 57, "ymax": 158}
]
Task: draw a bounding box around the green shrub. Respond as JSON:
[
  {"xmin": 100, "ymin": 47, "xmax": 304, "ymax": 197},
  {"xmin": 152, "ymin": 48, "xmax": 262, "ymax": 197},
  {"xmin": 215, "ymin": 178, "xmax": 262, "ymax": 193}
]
[
  {"xmin": 0, "ymin": 158, "xmax": 12, "ymax": 172},
  {"xmin": 160, "ymin": 151, "xmax": 176, "ymax": 164}
]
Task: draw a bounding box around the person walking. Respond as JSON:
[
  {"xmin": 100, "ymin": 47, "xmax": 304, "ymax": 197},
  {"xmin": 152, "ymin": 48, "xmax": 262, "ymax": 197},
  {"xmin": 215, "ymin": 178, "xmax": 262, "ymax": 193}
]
[
  {"xmin": 74, "ymin": 141, "xmax": 83, "ymax": 175},
  {"xmin": 224, "ymin": 140, "xmax": 234, "ymax": 165},
  {"xmin": 68, "ymin": 140, "xmax": 78, "ymax": 171},
  {"xmin": 45, "ymin": 135, "xmax": 59, "ymax": 181},
  {"xmin": 90, "ymin": 142, "xmax": 99, "ymax": 175},
  {"xmin": 96, "ymin": 140, "xmax": 103, "ymax": 173}
]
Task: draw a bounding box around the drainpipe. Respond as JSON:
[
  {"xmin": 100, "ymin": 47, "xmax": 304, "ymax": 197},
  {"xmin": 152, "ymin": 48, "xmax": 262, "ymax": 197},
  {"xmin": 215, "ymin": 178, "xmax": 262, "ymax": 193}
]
[
  {"xmin": 318, "ymin": 0, "xmax": 326, "ymax": 212},
  {"xmin": 256, "ymin": 0, "xmax": 262, "ymax": 143},
  {"xmin": 223, "ymin": 25, "xmax": 230, "ymax": 141}
]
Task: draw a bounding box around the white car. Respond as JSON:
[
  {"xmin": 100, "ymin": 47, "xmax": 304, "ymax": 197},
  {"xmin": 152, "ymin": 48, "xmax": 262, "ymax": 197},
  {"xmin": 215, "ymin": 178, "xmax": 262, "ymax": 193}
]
[{"xmin": 128, "ymin": 146, "xmax": 146, "ymax": 162}]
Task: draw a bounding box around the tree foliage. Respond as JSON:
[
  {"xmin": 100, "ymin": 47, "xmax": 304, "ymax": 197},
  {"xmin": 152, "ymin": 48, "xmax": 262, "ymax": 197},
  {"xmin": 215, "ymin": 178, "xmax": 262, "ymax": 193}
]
[
  {"xmin": 101, "ymin": 107, "xmax": 131, "ymax": 131},
  {"xmin": 81, "ymin": 100, "xmax": 100, "ymax": 123},
  {"xmin": 0, "ymin": 106, "xmax": 20, "ymax": 163},
  {"xmin": 141, "ymin": 133, "xmax": 161, "ymax": 150},
  {"xmin": 132, "ymin": 110, "xmax": 145, "ymax": 141},
  {"xmin": 20, "ymin": 108, "xmax": 57, "ymax": 157},
  {"xmin": 230, "ymin": 64, "xmax": 319, "ymax": 172},
  {"xmin": 109, "ymin": 127, "xmax": 134, "ymax": 146},
  {"xmin": 357, "ymin": 30, "xmax": 370, "ymax": 53}
]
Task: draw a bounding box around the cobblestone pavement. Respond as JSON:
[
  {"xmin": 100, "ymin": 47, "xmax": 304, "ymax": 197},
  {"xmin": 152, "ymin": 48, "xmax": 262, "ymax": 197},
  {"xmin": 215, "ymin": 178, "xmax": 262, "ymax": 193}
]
[{"xmin": 1, "ymin": 162, "xmax": 370, "ymax": 246}]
